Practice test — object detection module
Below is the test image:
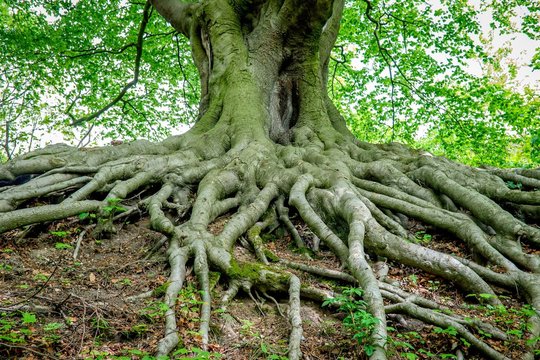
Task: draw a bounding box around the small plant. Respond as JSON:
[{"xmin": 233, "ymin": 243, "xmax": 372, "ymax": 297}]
[
  {"xmin": 440, "ymin": 354, "xmax": 458, "ymax": 359},
  {"xmin": 427, "ymin": 280, "xmax": 440, "ymax": 291},
  {"xmin": 176, "ymin": 284, "xmax": 205, "ymax": 316},
  {"xmin": 401, "ymin": 353, "xmax": 418, "ymax": 360},
  {"xmin": 387, "ymin": 329, "xmax": 426, "ymax": 358},
  {"xmin": 49, "ymin": 230, "xmax": 70, "ymax": 238},
  {"xmin": 237, "ymin": 318, "xmax": 287, "ymax": 358},
  {"xmin": 466, "ymin": 293, "xmax": 497, "ymax": 304},
  {"xmin": 151, "ymin": 282, "xmax": 169, "ymax": 297},
  {"xmin": 414, "ymin": 231, "xmax": 432, "ymax": 243},
  {"xmin": 173, "ymin": 346, "xmax": 222, "ymax": 359},
  {"xmin": 139, "ymin": 301, "xmax": 169, "ymax": 321},
  {"xmin": 477, "ymin": 328, "xmax": 493, "ymax": 339},
  {"xmin": 0, "ymin": 312, "xmax": 39, "ymax": 344},
  {"xmin": 55, "ymin": 242, "xmax": 73, "ymax": 250},
  {"xmin": 33, "ymin": 273, "xmax": 49, "ymax": 282},
  {"xmin": 417, "ymin": 349, "xmax": 435, "ymax": 357},
  {"xmin": 408, "ymin": 274, "xmax": 418, "ymax": 286},
  {"xmin": 20, "ymin": 312, "xmax": 36, "ymax": 324},
  {"xmin": 44, "ymin": 322, "xmax": 63, "ymax": 331},
  {"xmin": 103, "ymin": 197, "xmax": 127, "ymax": 217},
  {"xmin": 506, "ymin": 181, "xmax": 522, "ymax": 190},
  {"xmin": 526, "ymin": 336, "xmax": 540, "ymax": 356},
  {"xmin": 0, "ymin": 313, "xmax": 19, "ymax": 343},
  {"xmin": 79, "ymin": 212, "xmax": 97, "ymax": 221},
  {"xmin": 506, "ymin": 329, "xmax": 523, "ymax": 338},
  {"xmin": 121, "ymin": 323, "xmax": 149, "ymax": 339},
  {"xmin": 43, "ymin": 322, "xmax": 63, "ymax": 343},
  {"xmin": 0, "ymin": 263, "xmax": 13, "ymax": 272},
  {"xmin": 323, "ymin": 287, "xmax": 380, "ymax": 356},
  {"xmin": 90, "ymin": 317, "xmax": 111, "ymax": 336},
  {"xmin": 240, "ymin": 319, "xmax": 259, "ymax": 337},
  {"xmin": 433, "ymin": 326, "xmax": 458, "ymax": 336},
  {"xmin": 266, "ymin": 355, "xmax": 288, "ymax": 360},
  {"xmin": 257, "ymin": 337, "xmax": 288, "ymax": 359},
  {"xmin": 120, "ymin": 278, "xmax": 132, "ymax": 286}
]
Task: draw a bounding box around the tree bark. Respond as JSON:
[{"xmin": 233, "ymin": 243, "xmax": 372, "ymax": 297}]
[{"xmin": 1, "ymin": 1, "xmax": 539, "ymax": 359}]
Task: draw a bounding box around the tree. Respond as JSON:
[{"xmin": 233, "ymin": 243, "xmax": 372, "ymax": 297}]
[{"xmin": 0, "ymin": 1, "xmax": 539, "ymax": 359}]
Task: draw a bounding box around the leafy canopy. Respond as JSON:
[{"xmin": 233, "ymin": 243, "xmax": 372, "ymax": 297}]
[{"xmin": 1, "ymin": 0, "xmax": 538, "ymax": 166}]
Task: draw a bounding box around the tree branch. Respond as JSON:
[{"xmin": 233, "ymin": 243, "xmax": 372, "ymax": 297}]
[
  {"xmin": 150, "ymin": 0, "xmax": 198, "ymax": 37},
  {"xmin": 320, "ymin": 0, "xmax": 345, "ymax": 85},
  {"xmin": 61, "ymin": 42, "xmax": 136, "ymax": 60},
  {"xmin": 70, "ymin": 1, "xmax": 152, "ymax": 126},
  {"xmin": 362, "ymin": 0, "xmax": 464, "ymax": 134},
  {"xmin": 277, "ymin": 0, "xmax": 335, "ymax": 34}
]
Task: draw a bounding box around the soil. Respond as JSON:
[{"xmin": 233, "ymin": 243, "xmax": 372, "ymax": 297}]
[{"xmin": 0, "ymin": 215, "xmax": 528, "ymax": 359}]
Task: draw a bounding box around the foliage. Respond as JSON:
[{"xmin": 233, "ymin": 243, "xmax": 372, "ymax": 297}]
[
  {"xmin": 0, "ymin": 311, "xmax": 64, "ymax": 346},
  {"xmin": 139, "ymin": 300, "xmax": 169, "ymax": 322},
  {"xmin": 331, "ymin": 0, "xmax": 539, "ymax": 167},
  {"xmin": 172, "ymin": 346, "xmax": 222, "ymax": 359},
  {"xmin": 0, "ymin": 1, "xmax": 538, "ymax": 166},
  {"xmin": 323, "ymin": 287, "xmax": 380, "ymax": 355},
  {"xmin": 49, "ymin": 230, "xmax": 70, "ymax": 238},
  {"xmin": 103, "ymin": 197, "xmax": 127, "ymax": 216},
  {"xmin": 0, "ymin": 0, "xmax": 199, "ymax": 157},
  {"xmin": 413, "ymin": 230, "xmax": 432, "ymax": 243}
]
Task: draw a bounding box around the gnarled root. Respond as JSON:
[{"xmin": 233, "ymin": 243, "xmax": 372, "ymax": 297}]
[{"xmin": 1, "ymin": 133, "xmax": 539, "ymax": 359}]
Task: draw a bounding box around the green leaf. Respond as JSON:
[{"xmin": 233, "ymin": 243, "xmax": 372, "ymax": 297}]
[
  {"xmin": 44, "ymin": 322, "xmax": 62, "ymax": 331},
  {"xmin": 20, "ymin": 312, "xmax": 36, "ymax": 324},
  {"xmin": 55, "ymin": 242, "xmax": 73, "ymax": 250},
  {"xmin": 402, "ymin": 353, "xmax": 418, "ymax": 360}
]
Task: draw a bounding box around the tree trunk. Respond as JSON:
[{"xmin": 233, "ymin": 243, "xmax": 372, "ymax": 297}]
[
  {"xmin": 0, "ymin": 1, "xmax": 539, "ymax": 359},
  {"xmin": 152, "ymin": 0, "xmax": 350, "ymax": 147}
]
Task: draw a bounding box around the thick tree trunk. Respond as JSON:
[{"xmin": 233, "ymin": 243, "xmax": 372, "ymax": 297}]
[
  {"xmin": 152, "ymin": 0, "xmax": 350, "ymax": 148},
  {"xmin": 1, "ymin": 1, "xmax": 539, "ymax": 359}
]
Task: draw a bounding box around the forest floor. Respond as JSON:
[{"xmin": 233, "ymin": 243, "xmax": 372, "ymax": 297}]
[{"xmin": 0, "ymin": 211, "xmax": 531, "ymax": 359}]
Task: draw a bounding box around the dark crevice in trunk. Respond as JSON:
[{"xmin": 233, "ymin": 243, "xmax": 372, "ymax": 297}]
[{"xmin": 269, "ymin": 72, "xmax": 300, "ymax": 145}]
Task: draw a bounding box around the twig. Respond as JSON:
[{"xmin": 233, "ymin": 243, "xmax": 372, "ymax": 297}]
[
  {"xmin": 0, "ymin": 263, "xmax": 59, "ymax": 310},
  {"xmin": 0, "ymin": 342, "xmax": 59, "ymax": 359},
  {"xmin": 73, "ymin": 228, "xmax": 88, "ymax": 260}
]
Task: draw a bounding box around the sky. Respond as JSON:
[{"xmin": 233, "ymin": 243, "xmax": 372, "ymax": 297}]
[{"xmin": 473, "ymin": 5, "xmax": 539, "ymax": 90}]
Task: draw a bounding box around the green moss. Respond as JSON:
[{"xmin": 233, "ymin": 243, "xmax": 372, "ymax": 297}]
[
  {"xmin": 263, "ymin": 249, "xmax": 280, "ymax": 262},
  {"xmin": 247, "ymin": 225, "xmax": 261, "ymax": 239},
  {"xmin": 209, "ymin": 271, "xmax": 221, "ymax": 291},
  {"xmin": 228, "ymin": 259, "xmax": 265, "ymax": 282},
  {"xmin": 228, "ymin": 260, "xmax": 289, "ymax": 290}
]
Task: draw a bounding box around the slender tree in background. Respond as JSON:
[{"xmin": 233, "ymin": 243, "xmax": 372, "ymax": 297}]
[{"xmin": 0, "ymin": 1, "xmax": 539, "ymax": 359}]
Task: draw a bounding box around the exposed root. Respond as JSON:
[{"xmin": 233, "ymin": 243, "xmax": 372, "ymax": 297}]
[
  {"xmin": 156, "ymin": 240, "xmax": 189, "ymax": 357},
  {"xmin": 194, "ymin": 241, "xmax": 212, "ymax": 348},
  {"xmin": 1, "ymin": 135, "xmax": 539, "ymax": 358},
  {"xmin": 276, "ymin": 196, "xmax": 306, "ymax": 250},
  {"xmin": 246, "ymin": 210, "xmax": 278, "ymax": 264},
  {"xmin": 287, "ymin": 275, "xmax": 303, "ymax": 360},
  {"xmin": 385, "ymin": 302, "xmax": 509, "ymax": 360},
  {"xmin": 262, "ymin": 291, "xmax": 284, "ymax": 317}
]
